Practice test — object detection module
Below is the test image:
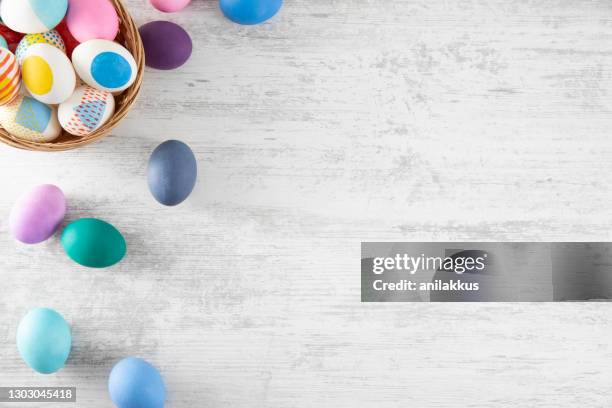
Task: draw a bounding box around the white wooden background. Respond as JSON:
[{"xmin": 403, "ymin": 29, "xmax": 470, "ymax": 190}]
[{"xmin": 2, "ymin": 0, "xmax": 612, "ymax": 406}]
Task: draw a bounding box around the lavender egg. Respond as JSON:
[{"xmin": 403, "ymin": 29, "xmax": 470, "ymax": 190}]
[
  {"xmin": 9, "ymin": 184, "xmax": 66, "ymax": 244},
  {"xmin": 139, "ymin": 21, "xmax": 192, "ymax": 70}
]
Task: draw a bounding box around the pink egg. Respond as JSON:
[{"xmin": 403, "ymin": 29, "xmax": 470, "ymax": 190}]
[
  {"xmin": 9, "ymin": 185, "xmax": 66, "ymax": 244},
  {"xmin": 66, "ymin": 0, "xmax": 119, "ymax": 43},
  {"xmin": 150, "ymin": 0, "xmax": 191, "ymax": 13}
]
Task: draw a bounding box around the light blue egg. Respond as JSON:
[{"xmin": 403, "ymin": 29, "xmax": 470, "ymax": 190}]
[
  {"xmin": 109, "ymin": 357, "xmax": 166, "ymax": 408},
  {"xmin": 220, "ymin": 0, "xmax": 282, "ymax": 25},
  {"xmin": 0, "ymin": 35, "xmax": 7, "ymax": 49},
  {"xmin": 17, "ymin": 308, "xmax": 71, "ymax": 374}
]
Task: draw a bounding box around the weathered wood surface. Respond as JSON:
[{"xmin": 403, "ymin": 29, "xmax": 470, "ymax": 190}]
[{"xmin": 2, "ymin": 0, "xmax": 612, "ymax": 406}]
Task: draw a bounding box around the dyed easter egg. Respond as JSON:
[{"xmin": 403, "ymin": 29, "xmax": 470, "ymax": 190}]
[
  {"xmin": 17, "ymin": 308, "xmax": 71, "ymax": 374},
  {"xmin": 139, "ymin": 21, "xmax": 192, "ymax": 70},
  {"xmin": 61, "ymin": 218, "xmax": 126, "ymax": 268},
  {"xmin": 0, "ymin": 35, "xmax": 8, "ymax": 49},
  {"xmin": 66, "ymin": 0, "xmax": 118, "ymax": 43},
  {"xmin": 0, "ymin": 95, "xmax": 61, "ymax": 142},
  {"xmin": 147, "ymin": 140, "xmax": 197, "ymax": 206},
  {"xmin": 0, "ymin": 48, "xmax": 21, "ymax": 105},
  {"xmin": 150, "ymin": 0, "xmax": 191, "ymax": 13},
  {"xmin": 58, "ymin": 85, "xmax": 114, "ymax": 136},
  {"xmin": 16, "ymin": 30, "xmax": 66, "ymax": 64},
  {"xmin": 72, "ymin": 40, "xmax": 137, "ymax": 92},
  {"xmin": 9, "ymin": 184, "xmax": 66, "ymax": 244},
  {"xmin": 109, "ymin": 357, "xmax": 166, "ymax": 408},
  {"xmin": 220, "ymin": 0, "xmax": 282, "ymax": 25},
  {"xmin": 1, "ymin": 0, "xmax": 68, "ymax": 33},
  {"xmin": 22, "ymin": 43, "xmax": 75, "ymax": 104}
]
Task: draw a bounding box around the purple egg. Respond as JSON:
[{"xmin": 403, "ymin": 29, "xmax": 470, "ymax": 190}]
[
  {"xmin": 9, "ymin": 185, "xmax": 66, "ymax": 244},
  {"xmin": 139, "ymin": 21, "xmax": 192, "ymax": 70}
]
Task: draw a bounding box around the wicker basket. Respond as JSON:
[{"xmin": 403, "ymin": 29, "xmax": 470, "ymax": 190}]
[{"xmin": 0, "ymin": 0, "xmax": 144, "ymax": 151}]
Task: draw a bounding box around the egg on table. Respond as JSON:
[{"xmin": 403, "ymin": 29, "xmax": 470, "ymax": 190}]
[
  {"xmin": 0, "ymin": 48, "xmax": 21, "ymax": 105},
  {"xmin": 147, "ymin": 140, "xmax": 197, "ymax": 206},
  {"xmin": 108, "ymin": 357, "xmax": 166, "ymax": 408},
  {"xmin": 9, "ymin": 184, "xmax": 66, "ymax": 244},
  {"xmin": 16, "ymin": 30, "xmax": 66, "ymax": 64},
  {"xmin": 61, "ymin": 218, "xmax": 126, "ymax": 268},
  {"xmin": 17, "ymin": 307, "xmax": 71, "ymax": 374},
  {"xmin": 72, "ymin": 40, "xmax": 137, "ymax": 93},
  {"xmin": 22, "ymin": 43, "xmax": 75, "ymax": 104},
  {"xmin": 220, "ymin": 0, "xmax": 282, "ymax": 25},
  {"xmin": 58, "ymin": 85, "xmax": 115, "ymax": 136},
  {"xmin": 150, "ymin": 0, "xmax": 191, "ymax": 13},
  {"xmin": 0, "ymin": 94, "xmax": 61, "ymax": 142},
  {"xmin": 1, "ymin": 0, "xmax": 68, "ymax": 34},
  {"xmin": 139, "ymin": 21, "xmax": 192, "ymax": 70},
  {"xmin": 66, "ymin": 0, "xmax": 119, "ymax": 43}
]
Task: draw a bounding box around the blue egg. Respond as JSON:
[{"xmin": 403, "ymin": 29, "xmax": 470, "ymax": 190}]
[
  {"xmin": 220, "ymin": 0, "xmax": 282, "ymax": 25},
  {"xmin": 147, "ymin": 140, "xmax": 197, "ymax": 206},
  {"xmin": 108, "ymin": 357, "xmax": 166, "ymax": 408},
  {"xmin": 17, "ymin": 308, "xmax": 71, "ymax": 374}
]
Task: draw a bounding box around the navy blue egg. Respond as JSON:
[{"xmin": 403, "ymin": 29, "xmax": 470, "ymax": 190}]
[
  {"xmin": 147, "ymin": 140, "xmax": 197, "ymax": 206},
  {"xmin": 108, "ymin": 357, "xmax": 165, "ymax": 408},
  {"xmin": 220, "ymin": 0, "xmax": 282, "ymax": 25}
]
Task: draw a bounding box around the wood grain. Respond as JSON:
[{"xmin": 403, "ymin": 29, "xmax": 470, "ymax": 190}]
[{"xmin": 2, "ymin": 0, "xmax": 612, "ymax": 406}]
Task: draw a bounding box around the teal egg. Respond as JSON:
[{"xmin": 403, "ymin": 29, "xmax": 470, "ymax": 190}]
[
  {"xmin": 61, "ymin": 218, "xmax": 126, "ymax": 268},
  {"xmin": 17, "ymin": 308, "xmax": 71, "ymax": 374}
]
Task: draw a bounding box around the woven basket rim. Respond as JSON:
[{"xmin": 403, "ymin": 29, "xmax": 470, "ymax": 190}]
[{"xmin": 0, "ymin": 0, "xmax": 144, "ymax": 152}]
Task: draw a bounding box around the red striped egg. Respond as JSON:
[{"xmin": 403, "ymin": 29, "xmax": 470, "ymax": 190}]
[{"xmin": 0, "ymin": 48, "xmax": 20, "ymax": 105}]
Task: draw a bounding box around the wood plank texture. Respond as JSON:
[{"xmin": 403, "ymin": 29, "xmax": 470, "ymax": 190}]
[{"xmin": 2, "ymin": 0, "xmax": 612, "ymax": 406}]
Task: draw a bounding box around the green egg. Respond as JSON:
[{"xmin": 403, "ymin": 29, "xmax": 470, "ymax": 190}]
[{"xmin": 61, "ymin": 218, "xmax": 126, "ymax": 268}]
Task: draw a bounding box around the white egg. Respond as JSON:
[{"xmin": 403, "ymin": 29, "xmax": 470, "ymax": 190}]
[
  {"xmin": 1, "ymin": 0, "xmax": 67, "ymax": 34},
  {"xmin": 22, "ymin": 43, "xmax": 76, "ymax": 104},
  {"xmin": 72, "ymin": 40, "xmax": 137, "ymax": 93},
  {"xmin": 58, "ymin": 85, "xmax": 115, "ymax": 136},
  {"xmin": 0, "ymin": 94, "xmax": 60, "ymax": 142}
]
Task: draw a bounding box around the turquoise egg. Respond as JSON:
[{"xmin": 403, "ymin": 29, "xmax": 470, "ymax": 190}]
[
  {"xmin": 17, "ymin": 308, "xmax": 71, "ymax": 374},
  {"xmin": 61, "ymin": 218, "xmax": 126, "ymax": 268}
]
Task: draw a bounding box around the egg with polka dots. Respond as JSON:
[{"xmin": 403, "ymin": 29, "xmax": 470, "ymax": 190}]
[
  {"xmin": 58, "ymin": 85, "xmax": 115, "ymax": 136},
  {"xmin": 16, "ymin": 30, "xmax": 66, "ymax": 65},
  {"xmin": 22, "ymin": 43, "xmax": 76, "ymax": 104},
  {"xmin": 72, "ymin": 40, "xmax": 137, "ymax": 93}
]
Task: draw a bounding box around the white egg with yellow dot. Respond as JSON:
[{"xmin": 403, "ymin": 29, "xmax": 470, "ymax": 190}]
[
  {"xmin": 0, "ymin": 94, "xmax": 60, "ymax": 142},
  {"xmin": 22, "ymin": 43, "xmax": 75, "ymax": 104}
]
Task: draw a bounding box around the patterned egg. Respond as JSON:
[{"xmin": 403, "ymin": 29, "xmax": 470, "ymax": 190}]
[
  {"xmin": 0, "ymin": 48, "xmax": 21, "ymax": 105},
  {"xmin": 0, "ymin": 94, "xmax": 61, "ymax": 142},
  {"xmin": 22, "ymin": 43, "xmax": 75, "ymax": 104},
  {"xmin": 16, "ymin": 30, "xmax": 66, "ymax": 64},
  {"xmin": 72, "ymin": 40, "xmax": 137, "ymax": 93},
  {"xmin": 58, "ymin": 85, "xmax": 114, "ymax": 136},
  {"xmin": 1, "ymin": 0, "xmax": 68, "ymax": 34}
]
